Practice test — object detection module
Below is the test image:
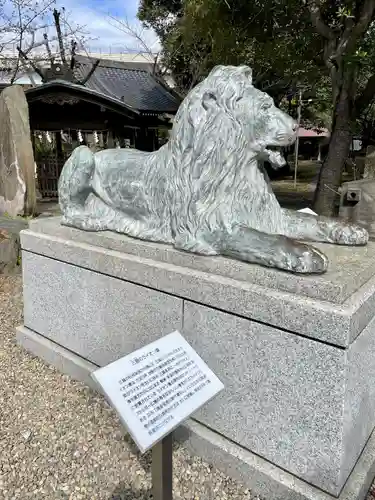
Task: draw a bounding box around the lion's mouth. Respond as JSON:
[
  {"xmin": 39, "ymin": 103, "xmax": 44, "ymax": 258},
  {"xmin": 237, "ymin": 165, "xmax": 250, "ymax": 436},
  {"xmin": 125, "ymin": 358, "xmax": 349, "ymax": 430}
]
[{"xmin": 263, "ymin": 149, "xmax": 286, "ymax": 170}]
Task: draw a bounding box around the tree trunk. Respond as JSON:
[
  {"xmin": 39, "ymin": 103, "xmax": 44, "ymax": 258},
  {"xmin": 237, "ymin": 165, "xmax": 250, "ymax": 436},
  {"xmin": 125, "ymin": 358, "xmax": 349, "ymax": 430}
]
[{"xmin": 313, "ymin": 75, "xmax": 354, "ymax": 216}]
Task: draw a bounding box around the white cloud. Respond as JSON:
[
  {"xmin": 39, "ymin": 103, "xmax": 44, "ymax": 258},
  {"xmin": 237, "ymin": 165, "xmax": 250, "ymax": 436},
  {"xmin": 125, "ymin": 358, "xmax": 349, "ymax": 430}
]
[
  {"xmin": 0, "ymin": 0, "xmax": 160, "ymax": 59},
  {"xmin": 58, "ymin": 0, "xmax": 161, "ymax": 54}
]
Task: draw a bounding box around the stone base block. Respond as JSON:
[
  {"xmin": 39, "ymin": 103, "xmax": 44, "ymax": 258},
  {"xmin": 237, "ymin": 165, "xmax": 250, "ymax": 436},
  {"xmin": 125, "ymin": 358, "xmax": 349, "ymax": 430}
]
[
  {"xmin": 15, "ymin": 325, "xmax": 375, "ymax": 500},
  {"xmin": 16, "ymin": 325, "xmax": 98, "ymax": 391},
  {"xmin": 17, "ymin": 218, "xmax": 375, "ymax": 496}
]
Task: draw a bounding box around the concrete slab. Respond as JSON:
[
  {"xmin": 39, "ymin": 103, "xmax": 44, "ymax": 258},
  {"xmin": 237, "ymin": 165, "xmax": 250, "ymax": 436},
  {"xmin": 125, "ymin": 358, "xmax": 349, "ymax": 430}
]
[
  {"xmin": 20, "ymin": 224, "xmax": 375, "ymax": 347},
  {"xmin": 22, "ymin": 251, "xmax": 183, "ymax": 367},
  {"xmin": 18, "ymin": 218, "xmax": 375, "ymax": 495},
  {"xmin": 27, "ymin": 216, "xmax": 375, "ymax": 305}
]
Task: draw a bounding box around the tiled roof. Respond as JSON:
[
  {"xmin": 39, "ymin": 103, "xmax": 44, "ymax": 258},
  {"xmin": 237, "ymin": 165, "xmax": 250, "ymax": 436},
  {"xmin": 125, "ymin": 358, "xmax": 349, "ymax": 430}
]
[
  {"xmin": 26, "ymin": 79, "xmax": 140, "ymax": 119},
  {"xmin": 73, "ymin": 56, "xmax": 180, "ymax": 114}
]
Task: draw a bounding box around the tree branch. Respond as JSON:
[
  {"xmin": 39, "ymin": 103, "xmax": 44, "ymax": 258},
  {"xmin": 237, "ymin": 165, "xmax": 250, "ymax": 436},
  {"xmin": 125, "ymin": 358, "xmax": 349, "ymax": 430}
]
[
  {"xmin": 10, "ymin": 0, "xmax": 24, "ymax": 84},
  {"xmin": 109, "ymin": 15, "xmax": 157, "ymax": 61},
  {"xmin": 2, "ymin": 0, "xmax": 56, "ymax": 48},
  {"xmin": 355, "ymin": 73, "xmax": 375, "ymax": 116},
  {"xmin": 0, "ymin": 0, "xmax": 90, "ymax": 86},
  {"xmin": 333, "ymin": 16, "xmax": 355, "ymax": 59},
  {"xmin": 303, "ymin": 0, "xmax": 334, "ymax": 40},
  {"xmin": 325, "ymin": 1, "xmax": 375, "ymax": 64},
  {"xmin": 352, "ymin": 0, "xmax": 375, "ymax": 39}
]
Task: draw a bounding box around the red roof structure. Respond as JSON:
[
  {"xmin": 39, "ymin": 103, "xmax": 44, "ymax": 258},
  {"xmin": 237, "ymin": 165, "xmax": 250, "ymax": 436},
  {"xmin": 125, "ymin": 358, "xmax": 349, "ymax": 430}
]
[{"xmin": 298, "ymin": 127, "xmax": 329, "ymax": 138}]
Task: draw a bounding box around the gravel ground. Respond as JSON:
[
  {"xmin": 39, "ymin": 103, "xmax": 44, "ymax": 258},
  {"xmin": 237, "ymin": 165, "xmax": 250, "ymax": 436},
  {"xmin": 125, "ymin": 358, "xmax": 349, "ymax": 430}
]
[
  {"xmin": 1, "ymin": 275, "xmax": 375, "ymax": 500},
  {"xmin": 0, "ymin": 276, "xmax": 256, "ymax": 500}
]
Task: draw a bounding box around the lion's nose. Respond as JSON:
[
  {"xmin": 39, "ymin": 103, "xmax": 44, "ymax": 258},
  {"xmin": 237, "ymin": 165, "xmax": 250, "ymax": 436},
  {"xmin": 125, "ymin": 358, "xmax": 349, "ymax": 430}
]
[{"xmin": 292, "ymin": 123, "xmax": 298, "ymax": 132}]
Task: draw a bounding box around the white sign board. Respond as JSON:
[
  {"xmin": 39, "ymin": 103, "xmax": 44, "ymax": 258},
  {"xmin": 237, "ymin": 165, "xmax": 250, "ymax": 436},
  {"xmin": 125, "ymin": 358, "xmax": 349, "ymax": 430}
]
[{"xmin": 92, "ymin": 331, "xmax": 224, "ymax": 453}]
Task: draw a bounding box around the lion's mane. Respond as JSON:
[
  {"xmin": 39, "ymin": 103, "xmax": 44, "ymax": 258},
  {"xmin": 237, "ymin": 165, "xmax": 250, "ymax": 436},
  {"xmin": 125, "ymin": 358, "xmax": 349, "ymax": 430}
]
[{"xmin": 145, "ymin": 65, "xmax": 284, "ymax": 252}]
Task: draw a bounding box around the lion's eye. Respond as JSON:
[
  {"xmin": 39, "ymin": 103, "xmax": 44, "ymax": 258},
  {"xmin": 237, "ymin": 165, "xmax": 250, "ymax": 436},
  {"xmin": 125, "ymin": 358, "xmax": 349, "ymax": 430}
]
[{"xmin": 236, "ymin": 97, "xmax": 243, "ymax": 103}]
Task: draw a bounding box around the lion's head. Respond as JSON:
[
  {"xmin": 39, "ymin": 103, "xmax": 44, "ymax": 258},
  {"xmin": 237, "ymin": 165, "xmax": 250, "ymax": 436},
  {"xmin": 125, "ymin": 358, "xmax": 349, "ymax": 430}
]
[
  {"xmin": 170, "ymin": 65, "xmax": 297, "ymax": 164},
  {"xmin": 164, "ymin": 65, "xmax": 296, "ymax": 240}
]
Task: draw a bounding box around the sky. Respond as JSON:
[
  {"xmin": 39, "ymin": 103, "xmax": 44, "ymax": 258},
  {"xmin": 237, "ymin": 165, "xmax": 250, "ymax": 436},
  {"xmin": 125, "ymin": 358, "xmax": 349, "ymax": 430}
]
[
  {"xmin": 56, "ymin": 0, "xmax": 160, "ymax": 55},
  {"xmin": 0, "ymin": 0, "xmax": 160, "ymax": 57}
]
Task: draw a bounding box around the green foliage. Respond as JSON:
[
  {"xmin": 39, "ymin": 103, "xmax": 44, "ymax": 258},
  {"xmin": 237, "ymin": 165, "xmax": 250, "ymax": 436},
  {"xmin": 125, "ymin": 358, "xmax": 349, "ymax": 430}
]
[
  {"xmin": 138, "ymin": 0, "xmax": 182, "ymax": 41},
  {"xmin": 279, "ymin": 79, "xmax": 332, "ymax": 131},
  {"xmin": 139, "ymin": 0, "xmax": 375, "ymax": 215},
  {"xmin": 139, "ymin": 0, "xmax": 375, "ymax": 128},
  {"xmin": 139, "ymin": 0, "xmax": 325, "ymax": 97}
]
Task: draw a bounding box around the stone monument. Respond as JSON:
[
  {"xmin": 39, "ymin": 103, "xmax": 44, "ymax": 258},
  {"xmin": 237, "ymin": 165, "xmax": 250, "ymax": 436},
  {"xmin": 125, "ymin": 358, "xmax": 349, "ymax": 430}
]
[
  {"xmin": 17, "ymin": 66, "xmax": 375, "ymax": 500},
  {"xmin": 58, "ymin": 65, "xmax": 367, "ymax": 275},
  {"xmin": 339, "ymin": 178, "xmax": 375, "ymax": 240},
  {"xmin": 0, "ymin": 85, "xmax": 36, "ymax": 217},
  {"xmin": 339, "ymin": 146, "xmax": 375, "ymax": 240}
]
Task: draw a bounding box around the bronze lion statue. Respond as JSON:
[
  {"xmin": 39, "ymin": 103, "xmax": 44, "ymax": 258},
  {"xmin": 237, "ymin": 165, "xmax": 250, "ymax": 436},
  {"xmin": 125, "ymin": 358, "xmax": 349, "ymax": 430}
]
[{"xmin": 58, "ymin": 65, "xmax": 367, "ymax": 274}]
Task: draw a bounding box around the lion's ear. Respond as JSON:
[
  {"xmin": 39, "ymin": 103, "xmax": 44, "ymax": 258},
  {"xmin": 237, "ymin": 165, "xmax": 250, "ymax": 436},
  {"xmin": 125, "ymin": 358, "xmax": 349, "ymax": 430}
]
[
  {"xmin": 239, "ymin": 65, "xmax": 253, "ymax": 83},
  {"xmin": 202, "ymin": 91, "xmax": 218, "ymax": 111}
]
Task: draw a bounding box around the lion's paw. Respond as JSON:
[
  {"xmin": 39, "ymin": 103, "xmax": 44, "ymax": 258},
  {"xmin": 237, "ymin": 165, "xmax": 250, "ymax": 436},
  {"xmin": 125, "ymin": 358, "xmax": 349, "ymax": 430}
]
[
  {"xmin": 278, "ymin": 242, "xmax": 328, "ymax": 274},
  {"xmin": 331, "ymin": 223, "xmax": 368, "ymax": 246},
  {"xmin": 174, "ymin": 234, "xmax": 218, "ymax": 255}
]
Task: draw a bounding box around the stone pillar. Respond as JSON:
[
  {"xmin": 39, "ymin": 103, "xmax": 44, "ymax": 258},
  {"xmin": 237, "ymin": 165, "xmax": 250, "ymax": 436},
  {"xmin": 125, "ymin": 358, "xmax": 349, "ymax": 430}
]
[{"xmin": 0, "ymin": 85, "xmax": 36, "ymax": 217}]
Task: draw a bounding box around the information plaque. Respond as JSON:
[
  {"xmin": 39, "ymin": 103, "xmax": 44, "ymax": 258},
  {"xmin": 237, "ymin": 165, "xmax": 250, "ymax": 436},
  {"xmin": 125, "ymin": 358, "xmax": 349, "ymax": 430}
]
[{"xmin": 92, "ymin": 331, "xmax": 224, "ymax": 453}]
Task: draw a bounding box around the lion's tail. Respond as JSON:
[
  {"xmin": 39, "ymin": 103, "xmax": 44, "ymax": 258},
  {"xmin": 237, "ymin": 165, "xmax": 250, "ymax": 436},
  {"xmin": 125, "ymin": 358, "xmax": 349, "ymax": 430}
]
[{"xmin": 58, "ymin": 145, "xmax": 95, "ymax": 216}]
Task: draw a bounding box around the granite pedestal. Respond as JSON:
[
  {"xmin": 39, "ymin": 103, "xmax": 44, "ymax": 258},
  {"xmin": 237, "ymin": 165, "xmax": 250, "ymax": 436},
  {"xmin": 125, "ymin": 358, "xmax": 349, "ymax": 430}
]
[{"xmin": 17, "ymin": 217, "xmax": 375, "ymax": 499}]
